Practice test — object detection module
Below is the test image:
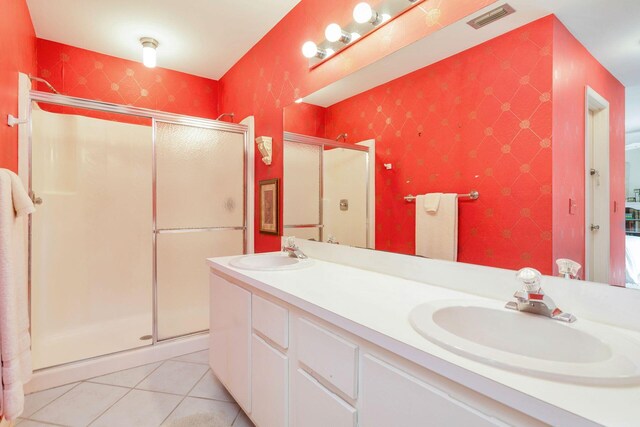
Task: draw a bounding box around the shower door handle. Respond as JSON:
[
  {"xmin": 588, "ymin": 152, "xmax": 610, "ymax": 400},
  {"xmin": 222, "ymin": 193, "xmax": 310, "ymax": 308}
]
[{"xmin": 30, "ymin": 191, "xmax": 43, "ymax": 205}]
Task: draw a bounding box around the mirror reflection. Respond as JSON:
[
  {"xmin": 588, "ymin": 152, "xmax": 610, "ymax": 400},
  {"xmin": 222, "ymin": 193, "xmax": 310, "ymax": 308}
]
[{"xmin": 284, "ymin": 0, "xmax": 640, "ymax": 288}]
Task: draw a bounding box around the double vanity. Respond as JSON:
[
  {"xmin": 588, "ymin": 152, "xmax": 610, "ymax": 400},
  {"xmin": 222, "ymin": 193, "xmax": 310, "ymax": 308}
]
[{"xmin": 208, "ymin": 239, "xmax": 640, "ymax": 427}]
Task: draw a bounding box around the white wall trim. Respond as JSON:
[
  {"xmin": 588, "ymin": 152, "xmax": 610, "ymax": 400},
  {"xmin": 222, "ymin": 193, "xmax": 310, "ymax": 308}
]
[
  {"xmin": 357, "ymin": 139, "xmax": 376, "ymax": 249},
  {"xmin": 241, "ymin": 116, "xmax": 255, "ymax": 254},
  {"xmin": 584, "ymin": 86, "xmax": 610, "ymax": 283}
]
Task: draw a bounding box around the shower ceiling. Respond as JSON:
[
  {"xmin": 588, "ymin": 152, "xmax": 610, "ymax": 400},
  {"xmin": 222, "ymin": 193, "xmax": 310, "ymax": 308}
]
[{"xmin": 26, "ymin": 0, "xmax": 301, "ymax": 80}]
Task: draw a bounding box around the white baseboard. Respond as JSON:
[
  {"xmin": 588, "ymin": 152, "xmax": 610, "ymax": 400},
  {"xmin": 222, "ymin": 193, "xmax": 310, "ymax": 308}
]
[{"xmin": 25, "ymin": 333, "xmax": 209, "ymax": 393}]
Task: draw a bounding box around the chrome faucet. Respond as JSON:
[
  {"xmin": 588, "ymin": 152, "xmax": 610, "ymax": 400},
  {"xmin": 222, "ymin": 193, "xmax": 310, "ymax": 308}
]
[
  {"xmin": 556, "ymin": 258, "xmax": 581, "ymax": 280},
  {"xmin": 505, "ymin": 268, "xmax": 576, "ymax": 323},
  {"xmin": 283, "ymin": 237, "xmax": 308, "ymax": 259}
]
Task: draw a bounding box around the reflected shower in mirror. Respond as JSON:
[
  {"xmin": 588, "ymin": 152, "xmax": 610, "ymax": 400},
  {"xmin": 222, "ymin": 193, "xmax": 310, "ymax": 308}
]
[
  {"xmin": 284, "ymin": 0, "xmax": 640, "ymax": 288},
  {"xmin": 282, "ymin": 132, "xmax": 374, "ymax": 248}
]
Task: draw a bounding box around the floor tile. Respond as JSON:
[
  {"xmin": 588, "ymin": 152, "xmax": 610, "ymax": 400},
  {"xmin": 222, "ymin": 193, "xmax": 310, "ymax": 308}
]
[
  {"xmin": 136, "ymin": 361, "xmax": 208, "ymax": 395},
  {"xmin": 90, "ymin": 389, "xmax": 182, "ymax": 427},
  {"xmin": 163, "ymin": 397, "xmax": 239, "ymax": 426},
  {"xmin": 88, "ymin": 362, "xmax": 161, "ymax": 388},
  {"xmin": 171, "ymin": 350, "xmax": 209, "ymax": 365},
  {"xmin": 22, "ymin": 383, "xmax": 77, "ymax": 418},
  {"xmin": 30, "ymin": 382, "xmax": 128, "ymax": 427},
  {"xmin": 188, "ymin": 370, "xmax": 234, "ymax": 402},
  {"xmin": 232, "ymin": 410, "xmax": 255, "ymax": 427}
]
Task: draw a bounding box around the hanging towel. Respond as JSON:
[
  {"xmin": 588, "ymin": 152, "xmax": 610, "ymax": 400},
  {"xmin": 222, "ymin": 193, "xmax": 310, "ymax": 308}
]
[
  {"xmin": 0, "ymin": 169, "xmax": 34, "ymax": 421},
  {"xmin": 423, "ymin": 193, "xmax": 442, "ymax": 213},
  {"xmin": 415, "ymin": 193, "xmax": 458, "ymax": 261}
]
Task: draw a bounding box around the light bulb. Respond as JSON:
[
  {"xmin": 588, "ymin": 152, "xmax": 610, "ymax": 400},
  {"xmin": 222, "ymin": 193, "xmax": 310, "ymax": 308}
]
[
  {"xmin": 353, "ymin": 2, "xmax": 374, "ymax": 23},
  {"xmin": 302, "ymin": 41, "xmax": 319, "ymax": 58},
  {"xmin": 325, "ymin": 23, "xmax": 343, "ymax": 42},
  {"xmin": 140, "ymin": 37, "xmax": 158, "ymax": 68},
  {"xmin": 142, "ymin": 46, "xmax": 156, "ymax": 68}
]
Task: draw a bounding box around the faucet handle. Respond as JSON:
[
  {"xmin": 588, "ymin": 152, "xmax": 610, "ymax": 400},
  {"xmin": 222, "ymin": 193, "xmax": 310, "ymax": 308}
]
[
  {"xmin": 516, "ymin": 267, "xmax": 542, "ymax": 293},
  {"xmin": 285, "ymin": 236, "xmax": 297, "ymax": 249},
  {"xmin": 556, "ymin": 258, "xmax": 581, "ymax": 279}
]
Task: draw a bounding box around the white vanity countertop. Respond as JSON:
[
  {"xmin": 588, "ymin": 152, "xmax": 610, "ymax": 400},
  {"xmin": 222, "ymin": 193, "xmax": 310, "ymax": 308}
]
[{"xmin": 207, "ymin": 252, "xmax": 640, "ymax": 427}]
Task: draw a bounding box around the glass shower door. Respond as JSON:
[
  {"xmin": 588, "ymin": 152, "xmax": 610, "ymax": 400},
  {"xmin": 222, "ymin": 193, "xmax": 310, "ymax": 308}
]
[
  {"xmin": 155, "ymin": 121, "xmax": 245, "ymax": 340},
  {"xmin": 30, "ymin": 107, "xmax": 154, "ymax": 369}
]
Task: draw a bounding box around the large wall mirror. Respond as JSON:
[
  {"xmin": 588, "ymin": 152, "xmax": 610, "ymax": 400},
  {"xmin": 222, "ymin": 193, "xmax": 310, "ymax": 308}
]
[{"xmin": 283, "ymin": 0, "xmax": 640, "ymax": 289}]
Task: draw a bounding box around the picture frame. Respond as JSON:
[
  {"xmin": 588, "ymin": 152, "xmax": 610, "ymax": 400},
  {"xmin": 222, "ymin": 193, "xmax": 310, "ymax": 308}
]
[{"xmin": 259, "ymin": 178, "xmax": 279, "ymax": 235}]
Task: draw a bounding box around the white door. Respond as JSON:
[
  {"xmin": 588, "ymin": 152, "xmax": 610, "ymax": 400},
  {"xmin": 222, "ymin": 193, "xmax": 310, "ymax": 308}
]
[{"xmin": 585, "ymin": 87, "xmax": 610, "ymax": 283}]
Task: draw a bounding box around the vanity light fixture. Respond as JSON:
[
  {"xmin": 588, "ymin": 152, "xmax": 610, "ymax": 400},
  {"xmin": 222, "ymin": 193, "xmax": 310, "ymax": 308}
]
[
  {"xmin": 353, "ymin": 2, "xmax": 382, "ymax": 25},
  {"xmin": 140, "ymin": 37, "xmax": 159, "ymax": 68},
  {"xmin": 302, "ymin": 0, "xmax": 425, "ymax": 67},
  {"xmin": 325, "ymin": 23, "xmax": 352, "ymax": 44},
  {"xmin": 294, "ymin": 98, "xmax": 304, "ymax": 104},
  {"xmin": 302, "ymin": 41, "xmax": 328, "ymax": 59}
]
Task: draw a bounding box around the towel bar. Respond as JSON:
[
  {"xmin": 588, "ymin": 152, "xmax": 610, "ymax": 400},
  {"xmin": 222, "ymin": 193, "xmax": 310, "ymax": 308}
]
[{"xmin": 404, "ymin": 191, "xmax": 479, "ymax": 202}]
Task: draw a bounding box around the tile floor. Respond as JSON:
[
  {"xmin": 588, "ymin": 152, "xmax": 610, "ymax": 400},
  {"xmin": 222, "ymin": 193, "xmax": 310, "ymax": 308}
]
[{"xmin": 16, "ymin": 350, "xmax": 255, "ymax": 427}]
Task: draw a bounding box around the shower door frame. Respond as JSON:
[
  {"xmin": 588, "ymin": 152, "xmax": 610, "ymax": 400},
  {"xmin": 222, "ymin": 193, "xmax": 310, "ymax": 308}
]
[
  {"xmin": 26, "ymin": 90, "xmax": 250, "ymax": 369},
  {"xmin": 283, "ymin": 131, "xmax": 371, "ymax": 248}
]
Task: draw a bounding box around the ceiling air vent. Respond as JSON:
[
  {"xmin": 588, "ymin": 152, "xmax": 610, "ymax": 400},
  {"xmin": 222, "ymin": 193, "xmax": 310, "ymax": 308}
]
[{"xmin": 467, "ymin": 4, "xmax": 516, "ymax": 29}]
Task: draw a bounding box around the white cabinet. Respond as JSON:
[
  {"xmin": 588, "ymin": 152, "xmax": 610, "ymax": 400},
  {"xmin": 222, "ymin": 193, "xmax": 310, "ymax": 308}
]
[
  {"xmin": 360, "ymin": 354, "xmax": 503, "ymax": 427},
  {"xmin": 251, "ymin": 334, "xmax": 288, "ymax": 427},
  {"xmin": 209, "ymin": 273, "xmax": 251, "ymax": 411},
  {"xmin": 293, "ymin": 369, "xmax": 357, "ymax": 427}
]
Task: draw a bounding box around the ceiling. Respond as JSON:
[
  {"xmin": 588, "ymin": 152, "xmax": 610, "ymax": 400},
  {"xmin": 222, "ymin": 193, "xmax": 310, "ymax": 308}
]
[
  {"xmin": 303, "ymin": 0, "xmax": 640, "ymax": 133},
  {"xmin": 26, "ymin": 0, "xmax": 301, "ymax": 80}
]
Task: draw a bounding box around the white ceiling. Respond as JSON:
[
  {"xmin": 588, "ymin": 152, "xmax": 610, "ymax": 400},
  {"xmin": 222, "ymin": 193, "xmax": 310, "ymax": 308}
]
[
  {"xmin": 304, "ymin": 0, "xmax": 640, "ymax": 116},
  {"xmin": 26, "ymin": 0, "xmax": 301, "ymax": 80}
]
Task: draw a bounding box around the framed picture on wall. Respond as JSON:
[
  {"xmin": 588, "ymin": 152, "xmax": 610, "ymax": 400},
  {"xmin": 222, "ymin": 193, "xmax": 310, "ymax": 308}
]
[{"xmin": 259, "ymin": 178, "xmax": 279, "ymax": 235}]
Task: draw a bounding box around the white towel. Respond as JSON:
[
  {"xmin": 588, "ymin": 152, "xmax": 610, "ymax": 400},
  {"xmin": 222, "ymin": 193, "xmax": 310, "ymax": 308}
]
[
  {"xmin": 0, "ymin": 169, "xmax": 34, "ymax": 421},
  {"xmin": 423, "ymin": 193, "xmax": 442, "ymax": 213},
  {"xmin": 415, "ymin": 193, "xmax": 458, "ymax": 261}
]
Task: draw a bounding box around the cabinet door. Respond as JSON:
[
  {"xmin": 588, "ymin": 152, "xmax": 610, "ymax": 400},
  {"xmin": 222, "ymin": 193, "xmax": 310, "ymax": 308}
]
[
  {"xmin": 361, "ymin": 355, "xmax": 503, "ymax": 427},
  {"xmin": 209, "ymin": 273, "xmax": 251, "ymax": 411},
  {"xmin": 251, "ymin": 334, "xmax": 288, "ymax": 427},
  {"xmin": 294, "ymin": 369, "xmax": 356, "ymax": 427}
]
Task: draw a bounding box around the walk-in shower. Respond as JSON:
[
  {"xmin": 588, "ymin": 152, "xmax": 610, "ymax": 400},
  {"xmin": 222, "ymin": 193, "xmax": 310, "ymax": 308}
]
[{"xmin": 27, "ymin": 91, "xmax": 249, "ymax": 370}]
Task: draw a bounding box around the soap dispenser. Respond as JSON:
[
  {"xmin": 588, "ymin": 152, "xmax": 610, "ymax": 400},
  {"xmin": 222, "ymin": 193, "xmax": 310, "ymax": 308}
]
[{"xmin": 556, "ymin": 259, "xmax": 581, "ymax": 280}]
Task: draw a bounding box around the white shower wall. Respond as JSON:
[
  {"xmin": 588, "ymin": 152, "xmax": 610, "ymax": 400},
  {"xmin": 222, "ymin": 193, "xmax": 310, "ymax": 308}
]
[{"xmin": 323, "ymin": 147, "xmax": 368, "ymax": 248}]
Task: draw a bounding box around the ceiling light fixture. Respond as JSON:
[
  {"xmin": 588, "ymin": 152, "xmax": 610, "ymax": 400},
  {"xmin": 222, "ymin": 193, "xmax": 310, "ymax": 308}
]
[
  {"xmin": 325, "ymin": 23, "xmax": 352, "ymax": 44},
  {"xmin": 140, "ymin": 37, "xmax": 159, "ymax": 68},
  {"xmin": 353, "ymin": 2, "xmax": 382, "ymax": 25}
]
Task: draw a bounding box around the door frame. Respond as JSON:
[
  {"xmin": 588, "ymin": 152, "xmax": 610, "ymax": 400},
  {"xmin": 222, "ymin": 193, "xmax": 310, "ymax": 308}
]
[{"xmin": 584, "ymin": 86, "xmax": 610, "ymax": 283}]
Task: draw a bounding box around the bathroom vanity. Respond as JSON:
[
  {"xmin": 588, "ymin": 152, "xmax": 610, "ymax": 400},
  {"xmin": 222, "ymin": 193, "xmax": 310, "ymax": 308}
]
[{"xmin": 208, "ymin": 239, "xmax": 640, "ymax": 427}]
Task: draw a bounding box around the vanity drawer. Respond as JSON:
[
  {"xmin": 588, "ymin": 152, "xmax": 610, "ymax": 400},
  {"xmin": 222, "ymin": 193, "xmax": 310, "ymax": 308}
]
[
  {"xmin": 294, "ymin": 369, "xmax": 356, "ymax": 427},
  {"xmin": 252, "ymin": 295, "xmax": 289, "ymax": 350},
  {"xmin": 296, "ymin": 318, "xmax": 358, "ymax": 399}
]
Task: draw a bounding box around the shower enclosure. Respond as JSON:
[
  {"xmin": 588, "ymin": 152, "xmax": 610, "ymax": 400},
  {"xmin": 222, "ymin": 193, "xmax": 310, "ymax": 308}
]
[{"xmin": 27, "ymin": 91, "xmax": 249, "ymax": 370}]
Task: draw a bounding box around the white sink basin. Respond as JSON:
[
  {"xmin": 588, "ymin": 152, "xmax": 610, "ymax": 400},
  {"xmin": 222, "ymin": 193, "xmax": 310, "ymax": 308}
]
[
  {"xmin": 229, "ymin": 253, "xmax": 313, "ymax": 271},
  {"xmin": 409, "ymin": 299, "xmax": 640, "ymax": 385}
]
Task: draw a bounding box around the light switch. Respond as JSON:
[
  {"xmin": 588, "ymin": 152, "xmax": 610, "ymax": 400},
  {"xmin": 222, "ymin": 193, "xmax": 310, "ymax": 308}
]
[{"xmin": 569, "ymin": 198, "xmax": 577, "ymax": 215}]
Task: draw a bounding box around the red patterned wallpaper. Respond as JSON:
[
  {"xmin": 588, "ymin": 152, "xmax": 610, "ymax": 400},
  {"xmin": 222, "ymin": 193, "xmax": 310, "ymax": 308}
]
[
  {"xmin": 36, "ymin": 39, "xmax": 219, "ymax": 122},
  {"xmin": 551, "ymin": 19, "xmax": 625, "ymax": 285},
  {"xmin": 0, "ymin": 0, "xmax": 36, "ymax": 172},
  {"xmin": 323, "ymin": 17, "xmax": 554, "ymax": 273},
  {"xmin": 219, "ymin": 0, "xmax": 496, "ymax": 252}
]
